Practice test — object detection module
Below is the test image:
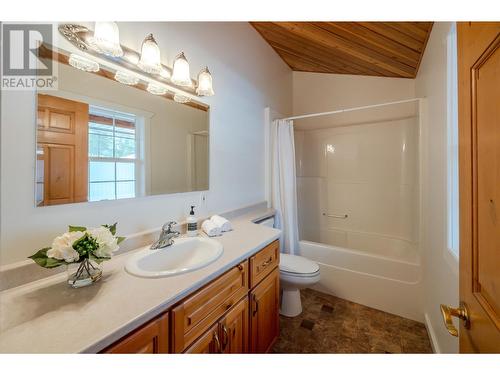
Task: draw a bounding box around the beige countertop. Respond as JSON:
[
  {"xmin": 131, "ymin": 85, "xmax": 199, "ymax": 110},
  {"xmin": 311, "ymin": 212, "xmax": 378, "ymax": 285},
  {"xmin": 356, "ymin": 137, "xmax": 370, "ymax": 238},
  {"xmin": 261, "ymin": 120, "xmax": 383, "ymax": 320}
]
[{"xmin": 0, "ymin": 207, "xmax": 279, "ymax": 353}]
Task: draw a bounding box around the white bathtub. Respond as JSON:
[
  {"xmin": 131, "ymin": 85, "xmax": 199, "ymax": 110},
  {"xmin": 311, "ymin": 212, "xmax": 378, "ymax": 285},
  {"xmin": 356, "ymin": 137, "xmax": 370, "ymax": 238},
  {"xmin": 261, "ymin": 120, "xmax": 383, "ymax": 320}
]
[{"xmin": 299, "ymin": 239, "xmax": 423, "ymax": 322}]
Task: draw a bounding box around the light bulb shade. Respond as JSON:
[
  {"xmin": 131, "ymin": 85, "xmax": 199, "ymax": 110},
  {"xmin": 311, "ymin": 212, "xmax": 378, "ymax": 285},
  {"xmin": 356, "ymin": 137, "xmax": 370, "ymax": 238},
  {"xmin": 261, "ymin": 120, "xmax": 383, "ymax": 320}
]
[
  {"xmin": 171, "ymin": 52, "xmax": 192, "ymax": 87},
  {"xmin": 68, "ymin": 54, "xmax": 99, "ymax": 72},
  {"xmin": 137, "ymin": 34, "xmax": 162, "ymax": 74},
  {"xmin": 173, "ymin": 93, "xmax": 191, "ymax": 103},
  {"xmin": 115, "ymin": 70, "xmax": 139, "ymax": 85},
  {"xmin": 146, "ymin": 82, "xmax": 167, "ymax": 95},
  {"xmin": 196, "ymin": 66, "xmax": 215, "ymax": 96},
  {"xmin": 89, "ymin": 22, "xmax": 123, "ymax": 57}
]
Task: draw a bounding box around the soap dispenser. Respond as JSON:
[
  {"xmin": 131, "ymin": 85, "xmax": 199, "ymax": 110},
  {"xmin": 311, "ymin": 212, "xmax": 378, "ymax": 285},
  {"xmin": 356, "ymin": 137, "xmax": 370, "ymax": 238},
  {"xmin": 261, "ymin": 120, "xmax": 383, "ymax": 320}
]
[{"xmin": 187, "ymin": 206, "xmax": 198, "ymax": 237}]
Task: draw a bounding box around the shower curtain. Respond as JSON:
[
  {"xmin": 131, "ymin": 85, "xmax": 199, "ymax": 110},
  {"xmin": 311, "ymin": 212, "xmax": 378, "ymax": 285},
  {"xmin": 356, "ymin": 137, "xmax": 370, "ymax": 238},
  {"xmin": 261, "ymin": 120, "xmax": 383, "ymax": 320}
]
[{"xmin": 271, "ymin": 119, "xmax": 300, "ymax": 255}]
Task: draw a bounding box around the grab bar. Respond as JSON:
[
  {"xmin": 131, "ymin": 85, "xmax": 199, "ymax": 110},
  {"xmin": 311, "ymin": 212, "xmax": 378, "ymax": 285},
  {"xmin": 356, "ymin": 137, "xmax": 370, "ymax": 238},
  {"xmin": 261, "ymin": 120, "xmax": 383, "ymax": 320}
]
[{"xmin": 322, "ymin": 213, "xmax": 348, "ymax": 219}]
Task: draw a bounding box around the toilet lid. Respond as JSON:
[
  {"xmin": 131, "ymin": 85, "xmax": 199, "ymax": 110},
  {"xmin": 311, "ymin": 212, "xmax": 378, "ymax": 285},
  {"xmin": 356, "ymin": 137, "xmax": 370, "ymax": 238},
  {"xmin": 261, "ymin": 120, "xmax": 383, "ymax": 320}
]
[{"xmin": 280, "ymin": 253, "xmax": 319, "ymax": 275}]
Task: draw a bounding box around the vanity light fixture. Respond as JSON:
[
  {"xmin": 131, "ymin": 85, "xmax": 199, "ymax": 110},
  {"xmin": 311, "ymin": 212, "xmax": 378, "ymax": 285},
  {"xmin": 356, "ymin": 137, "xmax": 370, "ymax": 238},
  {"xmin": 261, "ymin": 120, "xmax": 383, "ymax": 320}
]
[
  {"xmin": 59, "ymin": 24, "xmax": 215, "ymax": 103},
  {"xmin": 173, "ymin": 93, "xmax": 191, "ymax": 103},
  {"xmin": 137, "ymin": 34, "xmax": 162, "ymax": 74},
  {"xmin": 88, "ymin": 22, "xmax": 123, "ymax": 57},
  {"xmin": 68, "ymin": 53, "xmax": 99, "ymax": 72},
  {"xmin": 160, "ymin": 68, "xmax": 171, "ymax": 79},
  {"xmin": 114, "ymin": 70, "xmax": 140, "ymax": 85},
  {"xmin": 196, "ymin": 67, "xmax": 215, "ymax": 96},
  {"xmin": 146, "ymin": 82, "xmax": 168, "ymax": 95},
  {"xmin": 171, "ymin": 52, "xmax": 192, "ymax": 87}
]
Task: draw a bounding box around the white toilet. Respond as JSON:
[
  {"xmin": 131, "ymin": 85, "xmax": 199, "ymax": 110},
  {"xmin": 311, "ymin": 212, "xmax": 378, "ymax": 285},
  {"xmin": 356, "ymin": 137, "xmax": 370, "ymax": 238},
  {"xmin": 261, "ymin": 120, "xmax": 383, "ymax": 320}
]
[
  {"xmin": 279, "ymin": 253, "xmax": 320, "ymax": 317},
  {"xmin": 257, "ymin": 216, "xmax": 320, "ymax": 317}
]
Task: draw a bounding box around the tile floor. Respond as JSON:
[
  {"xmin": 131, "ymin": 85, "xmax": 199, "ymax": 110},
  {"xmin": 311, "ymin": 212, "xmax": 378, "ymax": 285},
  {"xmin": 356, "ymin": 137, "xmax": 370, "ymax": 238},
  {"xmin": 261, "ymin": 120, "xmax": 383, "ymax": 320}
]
[{"xmin": 272, "ymin": 288, "xmax": 433, "ymax": 353}]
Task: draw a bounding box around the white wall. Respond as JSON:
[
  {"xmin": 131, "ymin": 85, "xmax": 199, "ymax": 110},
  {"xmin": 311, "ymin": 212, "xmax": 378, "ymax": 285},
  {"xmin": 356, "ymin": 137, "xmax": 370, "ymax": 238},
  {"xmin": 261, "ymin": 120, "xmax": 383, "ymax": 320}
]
[
  {"xmin": 293, "ymin": 72, "xmax": 415, "ymax": 118},
  {"xmin": 415, "ymin": 22, "xmax": 459, "ymax": 354},
  {"xmin": 0, "ymin": 22, "xmax": 292, "ymax": 266}
]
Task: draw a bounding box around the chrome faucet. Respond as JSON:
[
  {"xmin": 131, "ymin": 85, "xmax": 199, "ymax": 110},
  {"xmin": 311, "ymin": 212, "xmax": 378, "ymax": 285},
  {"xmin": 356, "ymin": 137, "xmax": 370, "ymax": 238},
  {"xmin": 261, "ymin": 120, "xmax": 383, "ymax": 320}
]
[{"xmin": 151, "ymin": 221, "xmax": 180, "ymax": 250}]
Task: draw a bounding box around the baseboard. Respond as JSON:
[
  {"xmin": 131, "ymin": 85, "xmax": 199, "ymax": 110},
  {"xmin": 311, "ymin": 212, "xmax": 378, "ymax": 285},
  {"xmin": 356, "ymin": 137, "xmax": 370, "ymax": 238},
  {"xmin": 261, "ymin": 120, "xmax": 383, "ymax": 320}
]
[{"xmin": 424, "ymin": 313, "xmax": 441, "ymax": 353}]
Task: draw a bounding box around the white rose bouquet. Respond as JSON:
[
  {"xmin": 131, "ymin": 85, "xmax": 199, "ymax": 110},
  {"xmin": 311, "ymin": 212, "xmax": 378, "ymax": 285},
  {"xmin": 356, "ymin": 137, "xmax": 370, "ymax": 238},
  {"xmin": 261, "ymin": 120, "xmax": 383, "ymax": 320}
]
[{"xmin": 29, "ymin": 223, "xmax": 125, "ymax": 268}]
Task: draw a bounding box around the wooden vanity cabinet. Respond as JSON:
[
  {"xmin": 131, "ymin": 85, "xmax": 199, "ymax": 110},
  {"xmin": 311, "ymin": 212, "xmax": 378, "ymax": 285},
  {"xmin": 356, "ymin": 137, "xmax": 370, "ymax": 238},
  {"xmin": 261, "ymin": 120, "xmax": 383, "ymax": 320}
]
[
  {"xmin": 102, "ymin": 240, "xmax": 280, "ymax": 354},
  {"xmin": 185, "ymin": 297, "xmax": 249, "ymax": 354},
  {"xmin": 219, "ymin": 297, "xmax": 248, "ymax": 353},
  {"xmin": 184, "ymin": 323, "xmax": 220, "ymax": 353},
  {"xmin": 104, "ymin": 312, "xmax": 169, "ymax": 354},
  {"xmin": 249, "ymin": 268, "xmax": 280, "ymax": 353},
  {"xmin": 171, "ymin": 261, "xmax": 249, "ymax": 353}
]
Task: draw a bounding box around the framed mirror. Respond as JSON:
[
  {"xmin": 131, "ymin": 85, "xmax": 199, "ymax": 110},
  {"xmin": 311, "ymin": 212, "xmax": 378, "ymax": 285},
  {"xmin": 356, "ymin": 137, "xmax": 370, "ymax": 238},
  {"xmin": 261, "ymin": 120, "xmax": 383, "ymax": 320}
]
[{"xmin": 35, "ymin": 46, "xmax": 209, "ymax": 207}]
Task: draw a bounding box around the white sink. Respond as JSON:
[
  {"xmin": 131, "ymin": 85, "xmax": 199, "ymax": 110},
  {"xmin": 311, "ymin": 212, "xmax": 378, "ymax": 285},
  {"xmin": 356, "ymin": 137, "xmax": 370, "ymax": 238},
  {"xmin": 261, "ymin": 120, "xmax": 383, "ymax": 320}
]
[{"xmin": 125, "ymin": 237, "xmax": 223, "ymax": 278}]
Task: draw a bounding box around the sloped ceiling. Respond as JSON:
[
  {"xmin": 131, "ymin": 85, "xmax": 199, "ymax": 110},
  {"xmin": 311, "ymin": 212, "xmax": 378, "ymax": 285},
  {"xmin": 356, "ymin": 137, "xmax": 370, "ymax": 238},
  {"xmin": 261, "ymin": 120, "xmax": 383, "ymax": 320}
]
[{"xmin": 251, "ymin": 22, "xmax": 433, "ymax": 78}]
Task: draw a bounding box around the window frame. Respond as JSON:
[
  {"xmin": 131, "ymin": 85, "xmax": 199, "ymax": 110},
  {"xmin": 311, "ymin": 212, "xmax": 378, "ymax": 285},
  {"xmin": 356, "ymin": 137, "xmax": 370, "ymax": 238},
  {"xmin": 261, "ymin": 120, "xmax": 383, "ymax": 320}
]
[
  {"xmin": 445, "ymin": 23, "xmax": 459, "ymax": 263},
  {"xmin": 88, "ymin": 106, "xmax": 140, "ymax": 202}
]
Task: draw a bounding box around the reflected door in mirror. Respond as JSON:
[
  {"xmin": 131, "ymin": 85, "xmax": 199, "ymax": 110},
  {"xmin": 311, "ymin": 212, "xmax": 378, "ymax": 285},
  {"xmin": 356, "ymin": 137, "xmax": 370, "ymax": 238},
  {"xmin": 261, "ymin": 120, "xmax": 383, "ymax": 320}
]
[{"xmin": 37, "ymin": 94, "xmax": 89, "ymax": 206}]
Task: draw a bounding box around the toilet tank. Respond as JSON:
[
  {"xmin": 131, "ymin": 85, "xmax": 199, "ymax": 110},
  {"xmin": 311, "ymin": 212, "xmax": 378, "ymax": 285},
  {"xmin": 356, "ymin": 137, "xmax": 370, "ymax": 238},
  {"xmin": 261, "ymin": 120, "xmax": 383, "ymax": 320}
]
[{"xmin": 257, "ymin": 216, "xmax": 275, "ymax": 228}]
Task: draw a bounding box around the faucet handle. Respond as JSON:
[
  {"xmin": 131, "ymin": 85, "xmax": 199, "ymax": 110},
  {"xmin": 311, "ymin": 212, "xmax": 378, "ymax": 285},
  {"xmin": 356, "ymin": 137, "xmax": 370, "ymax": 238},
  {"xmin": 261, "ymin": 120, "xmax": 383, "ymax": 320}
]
[{"xmin": 162, "ymin": 221, "xmax": 177, "ymax": 232}]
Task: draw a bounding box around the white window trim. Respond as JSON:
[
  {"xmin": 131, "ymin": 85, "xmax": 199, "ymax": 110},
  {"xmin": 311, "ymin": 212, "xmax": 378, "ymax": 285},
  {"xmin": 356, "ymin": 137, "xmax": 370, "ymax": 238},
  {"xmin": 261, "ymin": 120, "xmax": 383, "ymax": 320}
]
[{"xmin": 445, "ymin": 23, "xmax": 459, "ymax": 270}]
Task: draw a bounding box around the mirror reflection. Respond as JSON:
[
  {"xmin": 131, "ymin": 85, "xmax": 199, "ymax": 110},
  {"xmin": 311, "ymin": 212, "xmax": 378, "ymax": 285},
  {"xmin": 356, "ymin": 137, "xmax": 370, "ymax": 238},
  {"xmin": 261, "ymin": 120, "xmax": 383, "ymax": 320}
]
[{"xmin": 36, "ymin": 54, "xmax": 209, "ymax": 207}]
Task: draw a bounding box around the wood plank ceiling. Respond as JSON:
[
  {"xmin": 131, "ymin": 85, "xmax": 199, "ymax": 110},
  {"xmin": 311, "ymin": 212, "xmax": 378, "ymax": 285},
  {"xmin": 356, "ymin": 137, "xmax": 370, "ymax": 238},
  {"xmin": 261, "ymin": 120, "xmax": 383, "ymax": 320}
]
[{"xmin": 250, "ymin": 22, "xmax": 433, "ymax": 78}]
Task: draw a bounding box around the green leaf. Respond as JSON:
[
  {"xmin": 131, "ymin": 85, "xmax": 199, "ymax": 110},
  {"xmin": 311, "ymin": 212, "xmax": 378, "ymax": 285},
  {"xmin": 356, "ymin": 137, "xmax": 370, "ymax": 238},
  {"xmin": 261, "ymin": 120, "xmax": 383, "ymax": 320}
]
[
  {"xmin": 28, "ymin": 248, "xmax": 65, "ymax": 268},
  {"xmin": 69, "ymin": 225, "xmax": 86, "ymax": 232},
  {"xmin": 117, "ymin": 236, "xmax": 126, "ymax": 244},
  {"xmin": 104, "ymin": 222, "xmax": 118, "ymax": 236}
]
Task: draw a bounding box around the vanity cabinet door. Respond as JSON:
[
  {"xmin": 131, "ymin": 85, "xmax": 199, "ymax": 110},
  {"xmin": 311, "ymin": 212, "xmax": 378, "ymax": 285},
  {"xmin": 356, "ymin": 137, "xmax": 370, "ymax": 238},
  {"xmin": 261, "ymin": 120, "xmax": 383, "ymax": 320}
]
[
  {"xmin": 171, "ymin": 261, "xmax": 248, "ymax": 352},
  {"xmin": 184, "ymin": 324, "xmax": 220, "ymax": 354},
  {"xmin": 104, "ymin": 312, "xmax": 169, "ymax": 354},
  {"xmin": 220, "ymin": 298, "xmax": 248, "ymax": 353},
  {"xmin": 249, "ymin": 268, "xmax": 280, "ymax": 353}
]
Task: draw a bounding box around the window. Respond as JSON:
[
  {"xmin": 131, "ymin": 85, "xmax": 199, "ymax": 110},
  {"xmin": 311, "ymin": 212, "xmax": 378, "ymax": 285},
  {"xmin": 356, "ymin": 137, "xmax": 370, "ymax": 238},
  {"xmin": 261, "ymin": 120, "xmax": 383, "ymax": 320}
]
[
  {"xmin": 88, "ymin": 106, "xmax": 138, "ymax": 201},
  {"xmin": 446, "ymin": 23, "xmax": 459, "ymax": 259}
]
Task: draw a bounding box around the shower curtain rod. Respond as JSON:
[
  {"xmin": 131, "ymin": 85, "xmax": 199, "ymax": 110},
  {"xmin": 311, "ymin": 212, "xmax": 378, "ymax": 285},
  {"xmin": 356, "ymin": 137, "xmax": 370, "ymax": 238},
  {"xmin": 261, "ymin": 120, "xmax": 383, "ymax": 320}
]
[{"xmin": 280, "ymin": 98, "xmax": 423, "ymax": 121}]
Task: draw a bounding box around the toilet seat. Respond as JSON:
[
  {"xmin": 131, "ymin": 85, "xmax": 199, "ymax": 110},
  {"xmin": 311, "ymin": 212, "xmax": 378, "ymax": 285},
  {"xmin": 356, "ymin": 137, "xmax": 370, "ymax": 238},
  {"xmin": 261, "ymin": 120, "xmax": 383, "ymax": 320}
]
[{"xmin": 279, "ymin": 253, "xmax": 319, "ymax": 276}]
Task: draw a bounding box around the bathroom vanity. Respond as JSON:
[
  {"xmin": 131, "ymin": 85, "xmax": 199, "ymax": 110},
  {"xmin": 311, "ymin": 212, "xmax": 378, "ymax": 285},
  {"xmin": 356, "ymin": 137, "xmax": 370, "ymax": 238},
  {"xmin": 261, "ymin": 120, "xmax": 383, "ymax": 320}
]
[
  {"xmin": 0, "ymin": 207, "xmax": 280, "ymax": 354},
  {"xmin": 103, "ymin": 240, "xmax": 280, "ymax": 354}
]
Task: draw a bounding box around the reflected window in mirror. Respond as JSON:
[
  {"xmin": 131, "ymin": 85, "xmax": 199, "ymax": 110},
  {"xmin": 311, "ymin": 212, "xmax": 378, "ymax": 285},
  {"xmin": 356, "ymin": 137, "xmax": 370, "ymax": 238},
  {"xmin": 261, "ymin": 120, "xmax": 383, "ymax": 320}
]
[{"xmin": 88, "ymin": 107, "xmax": 143, "ymax": 201}]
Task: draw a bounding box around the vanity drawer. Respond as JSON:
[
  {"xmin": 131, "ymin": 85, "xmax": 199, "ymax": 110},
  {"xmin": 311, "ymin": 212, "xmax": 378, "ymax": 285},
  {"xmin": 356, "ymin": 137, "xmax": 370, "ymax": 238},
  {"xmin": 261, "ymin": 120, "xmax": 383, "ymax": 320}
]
[
  {"xmin": 171, "ymin": 261, "xmax": 248, "ymax": 352},
  {"xmin": 249, "ymin": 240, "xmax": 279, "ymax": 288}
]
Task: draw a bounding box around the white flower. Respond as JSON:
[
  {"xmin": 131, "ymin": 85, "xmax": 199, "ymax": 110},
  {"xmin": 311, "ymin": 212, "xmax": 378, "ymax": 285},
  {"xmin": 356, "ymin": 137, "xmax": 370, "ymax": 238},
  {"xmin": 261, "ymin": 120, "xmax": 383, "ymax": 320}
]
[
  {"xmin": 47, "ymin": 231, "xmax": 83, "ymax": 263},
  {"xmin": 88, "ymin": 226, "xmax": 119, "ymax": 258}
]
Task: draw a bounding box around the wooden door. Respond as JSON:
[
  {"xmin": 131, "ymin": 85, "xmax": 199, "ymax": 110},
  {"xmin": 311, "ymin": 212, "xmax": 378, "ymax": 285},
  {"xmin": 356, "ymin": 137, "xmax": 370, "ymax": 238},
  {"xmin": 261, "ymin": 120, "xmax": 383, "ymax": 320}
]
[
  {"xmin": 104, "ymin": 312, "xmax": 169, "ymax": 354},
  {"xmin": 249, "ymin": 268, "xmax": 280, "ymax": 353},
  {"xmin": 37, "ymin": 94, "xmax": 89, "ymax": 205},
  {"xmin": 220, "ymin": 298, "xmax": 248, "ymax": 353},
  {"xmin": 184, "ymin": 324, "xmax": 220, "ymax": 354},
  {"xmin": 457, "ymin": 22, "xmax": 500, "ymax": 352}
]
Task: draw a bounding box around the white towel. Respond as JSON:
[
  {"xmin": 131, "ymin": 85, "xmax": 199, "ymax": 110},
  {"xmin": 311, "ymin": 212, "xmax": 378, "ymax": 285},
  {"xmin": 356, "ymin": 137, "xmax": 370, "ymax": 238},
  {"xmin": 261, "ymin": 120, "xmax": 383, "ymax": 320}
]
[
  {"xmin": 202, "ymin": 219, "xmax": 221, "ymax": 237},
  {"xmin": 210, "ymin": 215, "xmax": 232, "ymax": 232}
]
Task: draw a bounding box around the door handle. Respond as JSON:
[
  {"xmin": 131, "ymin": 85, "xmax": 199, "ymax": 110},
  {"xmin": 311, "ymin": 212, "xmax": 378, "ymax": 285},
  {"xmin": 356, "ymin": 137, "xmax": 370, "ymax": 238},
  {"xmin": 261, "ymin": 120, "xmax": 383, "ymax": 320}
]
[{"xmin": 440, "ymin": 302, "xmax": 470, "ymax": 337}]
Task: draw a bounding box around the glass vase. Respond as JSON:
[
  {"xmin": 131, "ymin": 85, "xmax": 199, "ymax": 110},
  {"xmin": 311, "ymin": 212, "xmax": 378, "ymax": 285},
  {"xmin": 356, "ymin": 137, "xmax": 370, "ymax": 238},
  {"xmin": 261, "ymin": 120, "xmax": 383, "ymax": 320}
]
[{"xmin": 67, "ymin": 258, "xmax": 102, "ymax": 288}]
